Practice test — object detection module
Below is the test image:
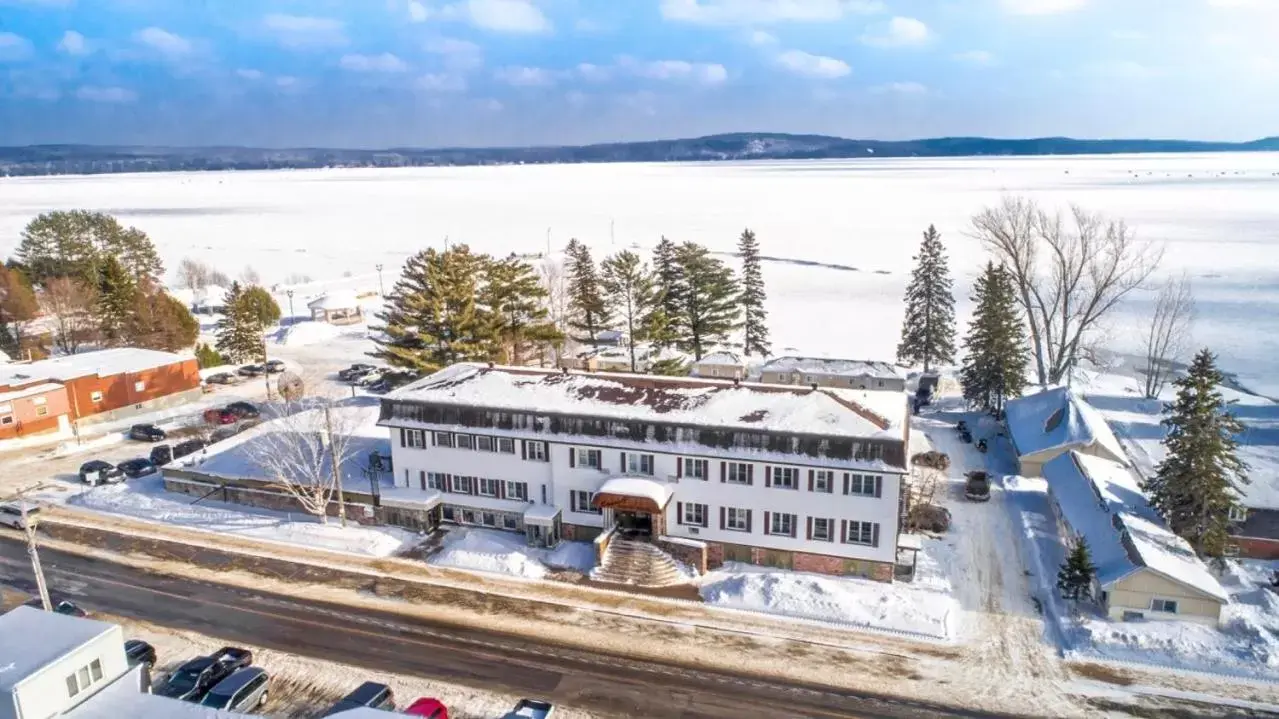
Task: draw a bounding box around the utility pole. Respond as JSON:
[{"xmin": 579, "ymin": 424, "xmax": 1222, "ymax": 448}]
[
  {"xmin": 375, "ymin": 264, "xmax": 384, "ymax": 298},
  {"xmin": 2, "ymin": 486, "xmax": 52, "ymax": 612},
  {"xmin": 285, "ymin": 289, "xmax": 295, "ymax": 323},
  {"xmin": 546, "ymin": 227, "xmax": 551, "ymax": 256},
  {"xmin": 610, "ymin": 218, "xmax": 615, "ymax": 245},
  {"xmin": 324, "ymin": 403, "xmax": 347, "ymax": 528}
]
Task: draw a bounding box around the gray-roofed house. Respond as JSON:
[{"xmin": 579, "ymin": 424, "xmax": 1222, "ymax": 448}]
[
  {"xmin": 759, "ymin": 356, "xmax": 905, "ymax": 392},
  {"xmin": 1042, "ymin": 450, "xmax": 1228, "ymax": 625},
  {"xmin": 1003, "ymin": 386, "xmax": 1127, "ymax": 477},
  {"xmin": 690, "ymin": 351, "xmax": 745, "ymax": 380}
]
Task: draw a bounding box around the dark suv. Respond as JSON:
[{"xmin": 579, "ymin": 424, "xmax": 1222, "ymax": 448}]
[
  {"xmin": 225, "ymin": 401, "xmax": 260, "ymax": 419},
  {"xmin": 150, "ymin": 438, "xmax": 207, "ymax": 466},
  {"xmin": 324, "ymin": 682, "xmax": 395, "ymax": 715},
  {"xmin": 157, "ymin": 647, "xmax": 253, "ymax": 702},
  {"xmin": 129, "ymin": 424, "xmax": 167, "ymax": 442},
  {"xmin": 78, "ymin": 460, "xmax": 124, "ymax": 486}
]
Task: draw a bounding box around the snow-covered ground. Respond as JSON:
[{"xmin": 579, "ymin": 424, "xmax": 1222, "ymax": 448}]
[
  {"xmin": 427, "ymin": 527, "xmax": 595, "ymax": 579},
  {"xmin": 4, "ymin": 154, "xmax": 1279, "ymax": 394},
  {"xmin": 65, "ymin": 474, "xmax": 420, "ymax": 557}
]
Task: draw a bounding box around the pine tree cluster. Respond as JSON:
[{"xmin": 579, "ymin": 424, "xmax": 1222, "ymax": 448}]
[
  {"xmin": 1057, "ymin": 539, "xmax": 1097, "ymax": 600},
  {"xmin": 215, "ymin": 282, "xmax": 268, "ymax": 363},
  {"xmin": 897, "ymin": 225, "xmax": 956, "ymax": 372},
  {"xmin": 960, "ymin": 262, "xmax": 1030, "ymax": 414}
]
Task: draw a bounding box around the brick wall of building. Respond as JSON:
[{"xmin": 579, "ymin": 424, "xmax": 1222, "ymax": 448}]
[
  {"xmin": 706, "ymin": 540, "xmax": 893, "ymax": 582},
  {"xmin": 64, "ymin": 358, "xmax": 200, "ymax": 419},
  {"xmin": 656, "ymin": 538, "xmax": 707, "ymax": 574},
  {"xmin": 1233, "ymin": 535, "xmax": 1279, "ymax": 560},
  {"xmin": 561, "ymin": 522, "xmax": 603, "ymax": 543}
]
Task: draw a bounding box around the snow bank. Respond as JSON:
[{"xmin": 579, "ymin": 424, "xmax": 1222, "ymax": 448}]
[
  {"xmin": 67, "ymin": 476, "xmax": 418, "ymax": 557},
  {"xmin": 273, "ymin": 320, "xmax": 350, "ymax": 347},
  {"xmin": 698, "ymin": 561, "xmax": 956, "ymax": 638},
  {"xmin": 428, "ymin": 528, "xmax": 595, "ymax": 579}
]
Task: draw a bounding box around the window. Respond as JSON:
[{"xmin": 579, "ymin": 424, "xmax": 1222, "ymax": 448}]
[
  {"xmin": 427, "ymin": 472, "xmax": 447, "ymax": 491},
  {"xmin": 482, "ymin": 512, "xmax": 496, "ymax": 527},
  {"xmin": 846, "ymin": 473, "xmax": 877, "ymax": 497},
  {"xmin": 32, "ymin": 397, "xmax": 46, "ymax": 406},
  {"xmin": 844, "ymin": 520, "xmax": 877, "ymax": 546},
  {"xmin": 89, "ymin": 659, "xmax": 102, "ymax": 682},
  {"xmin": 434, "ymin": 432, "xmax": 455, "ymax": 448},
  {"xmin": 726, "ymin": 462, "xmax": 751, "ymax": 484},
  {"xmin": 505, "ymin": 481, "xmax": 528, "ymax": 502},
  {"xmin": 134, "ymin": 381, "xmax": 146, "ymax": 392},
  {"xmin": 66, "ymin": 673, "xmax": 80, "ymax": 698},
  {"xmin": 768, "ymin": 512, "xmax": 797, "ymax": 537},
  {"xmin": 770, "ymin": 467, "xmax": 799, "ymax": 490},
  {"xmin": 574, "ymin": 448, "xmax": 602, "ymax": 469},
  {"xmin": 626, "ymin": 453, "xmax": 654, "ymax": 475},
  {"xmin": 476, "ymin": 435, "xmax": 493, "ymax": 452},
  {"xmin": 1045, "ymin": 407, "xmax": 1065, "ymax": 433},
  {"xmin": 457, "ymin": 434, "xmax": 475, "ymax": 450},
  {"xmin": 682, "ymin": 458, "xmax": 708, "ymax": 480},
  {"xmin": 725, "ymin": 507, "xmax": 750, "ymax": 532},
  {"xmin": 450, "ymin": 475, "xmax": 473, "ymax": 494},
  {"xmin": 35, "ymin": 406, "xmax": 47, "ymax": 417},
  {"xmin": 405, "ymin": 429, "xmax": 425, "ymax": 449},
  {"xmin": 811, "ymin": 517, "xmax": 833, "ymax": 541},
  {"xmin": 1229, "ymin": 506, "xmax": 1248, "ymax": 522},
  {"xmin": 503, "ymin": 515, "xmax": 519, "ymax": 530},
  {"xmin": 462, "ymin": 510, "xmax": 476, "ymax": 524},
  {"xmin": 682, "ymin": 503, "xmax": 708, "ymax": 527},
  {"xmin": 479, "ymin": 478, "xmax": 501, "ymax": 497},
  {"xmin": 90, "ymin": 391, "xmax": 103, "ymax": 403},
  {"xmin": 525, "ymin": 441, "xmax": 547, "ymax": 461},
  {"xmin": 0, "ymin": 416, "xmax": 11, "ymax": 425},
  {"xmin": 498, "ymin": 437, "xmax": 516, "ymax": 454},
  {"xmin": 813, "ymin": 470, "xmax": 834, "ymax": 493},
  {"xmin": 78, "ymin": 666, "xmax": 90, "ymax": 688},
  {"xmin": 1151, "ymin": 598, "xmax": 1178, "ymax": 614},
  {"xmin": 442, "ymin": 506, "xmax": 455, "ymax": 521},
  {"xmin": 571, "ymin": 490, "xmax": 600, "ymax": 514}
]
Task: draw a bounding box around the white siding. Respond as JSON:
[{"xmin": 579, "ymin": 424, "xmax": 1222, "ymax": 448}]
[{"xmin": 8, "ymin": 625, "xmax": 128, "ymax": 719}]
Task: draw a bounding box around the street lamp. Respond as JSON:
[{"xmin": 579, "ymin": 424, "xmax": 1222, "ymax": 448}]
[
  {"xmin": 375, "ymin": 264, "xmax": 384, "ymax": 297},
  {"xmin": 285, "ymin": 289, "xmax": 295, "ymax": 324}
]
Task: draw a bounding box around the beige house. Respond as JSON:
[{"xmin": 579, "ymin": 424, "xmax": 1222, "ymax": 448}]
[
  {"xmin": 1044, "ymin": 450, "xmax": 1228, "ymax": 625},
  {"xmin": 759, "ymin": 356, "xmax": 905, "ymax": 392},
  {"xmin": 1003, "ymin": 386, "xmax": 1127, "ymax": 477},
  {"xmin": 307, "ymin": 291, "xmax": 364, "ymax": 326},
  {"xmin": 690, "ymin": 351, "xmax": 745, "ymax": 380}
]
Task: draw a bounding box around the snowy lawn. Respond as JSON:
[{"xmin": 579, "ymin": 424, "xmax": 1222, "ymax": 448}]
[
  {"xmin": 66, "ymin": 475, "xmax": 420, "ymax": 557},
  {"xmin": 427, "ymin": 527, "xmax": 595, "ymax": 580}
]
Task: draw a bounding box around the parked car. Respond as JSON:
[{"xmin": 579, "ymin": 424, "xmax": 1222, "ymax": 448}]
[
  {"xmin": 129, "ymin": 424, "xmax": 167, "ymax": 442},
  {"xmin": 510, "ymin": 699, "xmax": 556, "ymax": 719},
  {"xmin": 225, "ymin": 401, "xmax": 260, "ymax": 419},
  {"xmin": 405, "ymin": 698, "xmax": 449, "ymax": 718},
  {"xmin": 0, "ymin": 503, "xmax": 39, "ymax": 530},
  {"xmin": 264, "ymin": 359, "xmax": 286, "ymax": 374},
  {"xmin": 204, "ymin": 408, "xmax": 237, "ymax": 425},
  {"xmin": 965, "ymin": 470, "xmax": 991, "ymax": 502},
  {"xmin": 323, "ymin": 681, "xmax": 395, "ymax": 716},
  {"xmin": 157, "ymin": 647, "xmax": 253, "ymax": 702},
  {"xmin": 125, "ymin": 639, "xmax": 157, "ymax": 667},
  {"xmin": 174, "ymin": 437, "xmax": 208, "ymax": 459},
  {"xmin": 78, "ymin": 459, "xmax": 125, "ymax": 486},
  {"xmin": 338, "ymin": 363, "xmax": 377, "ymax": 382},
  {"xmin": 199, "ymin": 667, "xmax": 270, "ymax": 712},
  {"xmin": 22, "ymin": 596, "xmax": 87, "ymax": 617},
  {"xmin": 205, "ymin": 372, "xmax": 234, "ymax": 385},
  {"xmin": 238, "ymin": 364, "xmax": 264, "ymax": 378},
  {"xmin": 209, "ymin": 426, "xmax": 239, "ymax": 443},
  {"xmin": 367, "ymin": 378, "xmax": 392, "ymax": 394},
  {"xmin": 117, "ymin": 458, "xmax": 158, "ymax": 478},
  {"xmin": 356, "ymin": 371, "xmax": 384, "ymax": 388}
]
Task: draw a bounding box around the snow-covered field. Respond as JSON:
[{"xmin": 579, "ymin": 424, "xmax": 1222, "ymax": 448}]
[
  {"xmin": 427, "ymin": 527, "xmax": 595, "ymax": 579},
  {"xmin": 4, "ymin": 153, "xmax": 1279, "ymax": 394}
]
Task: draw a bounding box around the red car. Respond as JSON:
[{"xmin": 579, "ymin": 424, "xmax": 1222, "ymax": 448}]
[
  {"xmin": 405, "ymin": 698, "xmax": 449, "ymax": 718},
  {"xmin": 203, "ymin": 408, "xmax": 237, "ymax": 425}
]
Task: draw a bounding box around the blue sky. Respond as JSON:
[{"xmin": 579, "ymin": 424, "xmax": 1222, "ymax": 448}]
[{"xmin": 0, "ymin": 0, "xmax": 1274, "ymax": 147}]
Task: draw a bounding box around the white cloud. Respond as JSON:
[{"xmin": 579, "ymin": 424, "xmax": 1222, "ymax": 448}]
[
  {"xmin": 494, "ymin": 65, "xmax": 555, "ymax": 86},
  {"xmin": 235, "ymin": 68, "xmax": 264, "ymax": 80},
  {"xmin": 275, "ymin": 75, "xmax": 300, "ymax": 88},
  {"xmin": 566, "ymin": 90, "xmax": 588, "ymax": 107},
  {"xmin": 860, "ymin": 16, "xmax": 929, "ymax": 47},
  {"xmin": 775, "ymin": 49, "xmax": 850, "ymax": 78},
  {"xmin": 416, "ymin": 72, "xmax": 467, "ymax": 92},
  {"xmin": 463, "ymin": 0, "xmax": 551, "ymax": 33},
  {"xmin": 262, "ymin": 14, "xmax": 348, "ymax": 48},
  {"xmin": 424, "ymin": 37, "xmax": 482, "ymax": 70},
  {"xmin": 623, "ymin": 58, "xmax": 728, "ymax": 84},
  {"xmin": 57, "ymin": 30, "xmax": 89, "ymax": 55},
  {"xmin": 134, "ymin": 27, "xmax": 193, "ymax": 56},
  {"xmin": 953, "ymin": 49, "xmax": 995, "ymax": 65},
  {"xmin": 340, "ymin": 53, "xmax": 409, "ymax": 73},
  {"xmin": 407, "ymin": 0, "xmax": 430, "ymax": 21},
  {"xmin": 660, "ymin": 0, "xmax": 883, "ymax": 25},
  {"xmin": 747, "ymin": 30, "xmax": 778, "ymax": 46},
  {"xmin": 482, "ymin": 98, "xmax": 504, "ymax": 111},
  {"xmin": 76, "ymin": 85, "xmax": 137, "ymax": 103},
  {"xmin": 576, "ymin": 63, "xmax": 611, "ymax": 81},
  {"xmin": 0, "ymin": 32, "xmax": 34, "ymax": 61},
  {"xmin": 872, "ymin": 80, "xmax": 927, "ymax": 94},
  {"xmin": 999, "ymin": 0, "xmax": 1087, "ymax": 15}
]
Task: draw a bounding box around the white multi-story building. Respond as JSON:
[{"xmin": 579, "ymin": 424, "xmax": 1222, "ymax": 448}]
[{"xmin": 378, "ymin": 363, "xmax": 912, "ymax": 581}]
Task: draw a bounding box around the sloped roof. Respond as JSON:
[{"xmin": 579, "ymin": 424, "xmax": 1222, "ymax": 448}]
[
  {"xmin": 696, "ymin": 351, "xmax": 743, "ymax": 366},
  {"xmin": 1004, "ymin": 386, "xmax": 1126, "ymax": 462},
  {"xmin": 0, "ymin": 348, "xmax": 194, "ymax": 388},
  {"xmin": 761, "ymin": 356, "xmax": 900, "ymax": 380},
  {"xmin": 1043, "ymin": 451, "xmax": 1228, "ymax": 603},
  {"xmin": 306, "ymin": 291, "xmax": 361, "ymax": 310},
  {"xmin": 597, "ymin": 477, "xmax": 673, "ymax": 508}
]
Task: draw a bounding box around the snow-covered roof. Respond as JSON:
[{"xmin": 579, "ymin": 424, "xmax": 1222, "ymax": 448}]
[
  {"xmin": 1004, "ymin": 386, "xmax": 1127, "ymax": 462},
  {"xmin": 0, "ymin": 607, "xmax": 119, "ymax": 693},
  {"xmin": 63, "ymin": 665, "xmax": 248, "ymax": 718},
  {"xmin": 524, "ymin": 503, "xmax": 561, "ymax": 524},
  {"xmin": 1043, "ymin": 451, "xmax": 1228, "ymax": 603},
  {"xmin": 390, "ymin": 364, "xmax": 906, "ymax": 440},
  {"xmin": 696, "ymin": 351, "xmax": 743, "ymax": 366},
  {"xmin": 761, "ymin": 356, "xmax": 901, "ymax": 380},
  {"xmin": 0, "ymin": 348, "xmax": 194, "ymax": 388},
  {"xmin": 597, "ymin": 477, "xmax": 674, "ymax": 508},
  {"xmin": 0, "ymin": 381, "xmax": 64, "ymax": 404},
  {"xmin": 0, "ymin": 348, "xmax": 11, "ymax": 363},
  {"xmin": 306, "ymin": 291, "xmax": 361, "ymax": 310}
]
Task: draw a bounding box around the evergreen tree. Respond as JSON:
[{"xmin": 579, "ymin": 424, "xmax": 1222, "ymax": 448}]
[
  {"xmin": 371, "ymin": 246, "xmax": 493, "ymax": 372},
  {"xmin": 195, "ymin": 343, "xmax": 226, "ymax": 369},
  {"xmin": 1056, "ymin": 539, "xmax": 1097, "ymax": 600},
  {"xmin": 600, "ymin": 250, "xmax": 657, "ymax": 372},
  {"xmin": 240, "ymin": 286, "xmax": 282, "ymax": 327},
  {"xmin": 565, "ymin": 239, "xmax": 611, "ymax": 348},
  {"xmin": 897, "ymin": 225, "xmax": 957, "ymax": 372},
  {"xmin": 673, "ymin": 242, "xmax": 740, "ymax": 361},
  {"xmin": 960, "ymin": 262, "xmax": 1030, "ymax": 414},
  {"xmin": 96, "ymin": 256, "xmax": 138, "ymax": 347},
  {"xmin": 736, "ymin": 229, "xmax": 771, "ymax": 358},
  {"xmin": 647, "ymin": 357, "xmax": 691, "ymax": 376},
  {"xmin": 130, "ymin": 291, "xmax": 199, "ymax": 352},
  {"xmin": 215, "ymin": 282, "xmax": 265, "ymax": 363},
  {"xmin": 18, "ymin": 210, "xmax": 163, "ymax": 286},
  {"xmin": 650, "ymin": 236, "xmax": 682, "ymax": 348},
  {"xmin": 481, "ymin": 256, "xmax": 562, "ymax": 365},
  {"xmin": 1144, "ymin": 349, "xmax": 1249, "ymax": 560}
]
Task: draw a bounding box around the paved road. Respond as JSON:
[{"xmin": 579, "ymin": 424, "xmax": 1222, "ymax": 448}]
[{"xmin": 0, "ymin": 535, "xmax": 1027, "ymax": 719}]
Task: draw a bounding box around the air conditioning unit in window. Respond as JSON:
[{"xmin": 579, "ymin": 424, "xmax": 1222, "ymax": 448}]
[{"xmin": 688, "ymin": 527, "xmax": 700, "ymax": 535}]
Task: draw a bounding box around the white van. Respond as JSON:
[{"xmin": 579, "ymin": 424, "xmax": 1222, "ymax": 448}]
[{"xmin": 0, "ymin": 502, "xmax": 39, "ymax": 530}]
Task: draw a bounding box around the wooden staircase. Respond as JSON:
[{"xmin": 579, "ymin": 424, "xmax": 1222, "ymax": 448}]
[{"xmin": 592, "ymin": 537, "xmax": 687, "ymax": 587}]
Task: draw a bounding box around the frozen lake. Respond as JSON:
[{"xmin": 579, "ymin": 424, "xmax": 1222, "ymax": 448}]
[{"xmin": 3, "ymin": 153, "xmax": 1278, "ymax": 393}]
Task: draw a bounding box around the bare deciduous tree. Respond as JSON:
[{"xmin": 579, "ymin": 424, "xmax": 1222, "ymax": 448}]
[
  {"xmin": 40, "ymin": 277, "xmax": 98, "ymax": 354},
  {"xmin": 241, "ymin": 265, "xmax": 262, "ymax": 286},
  {"xmin": 176, "ymin": 258, "xmax": 213, "ymax": 290},
  {"xmin": 538, "ymin": 258, "xmax": 571, "ymax": 366},
  {"xmin": 1142, "ymin": 274, "xmax": 1195, "ymax": 399},
  {"xmin": 970, "ymin": 196, "xmax": 1163, "ymax": 386}
]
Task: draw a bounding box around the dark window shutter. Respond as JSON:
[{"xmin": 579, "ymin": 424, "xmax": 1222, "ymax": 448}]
[
  {"xmin": 765, "ymin": 466, "xmax": 772, "ymax": 487},
  {"xmin": 719, "ymin": 507, "xmax": 726, "ymax": 530},
  {"xmin": 676, "ymin": 458, "xmax": 683, "ymax": 478},
  {"xmin": 720, "ymin": 462, "xmax": 726, "ymax": 482},
  {"xmin": 806, "ymin": 516, "xmax": 813, "ymax": 540},
  {"xmin": 808, "ymin": 469, "xmax": 814, "ymax": 492},
  {"xmin": 498, "ymin": 481, "xmax": 506, "ymax": 499},
  {"xmin": 840, "ymin": 519, "xmax": 848, "ymax": 544},
  {"xmin": 746, "ymin": 510, "xmax": 752, "ymax": 533},
  {"xmin": 874, "ymin": 476, "xmax": 883, "ymax": 498},
  {"xmin": 419, "ymin": 471, "xmax": 426, "ymax": 490},
  {"xmin": 676, "ymin": 502, "xmax": 684, "ymax": 525},
  {"xmin": 620, "ymin": 452, "xmax": 627, "ymax": 472},
  {"xmin": 521, "ymin": 440, "xmax": 527, "ymax": 460},
  {"xmin": 827, "ymin": 518, "xmax": 835, "ymax": 542},
  {"xmin": 872, "ymin": 523, "xmax": 880, "ymax": 548},
  {"xmin": 431, "ymin": 431, "xmax": 437, "ymax": 446},
  {"xmin": 747, "ymin": 464, "xmax": 754, "ymax": 485},
  {"xmin": 569, "ymin": 449, "xmax": 576, "ymax": 468},
  {"xmin": 399, "ymin": 428, "xmax": 406, "ymax": 447},
  {"xmin": 763, "ymin": 511, "xmax": 771, "ymax": 535},
  {"xmin": 470, "ymin": 478, "xmax": 478, "ymax": 496},
  {"xmin": 791, "ymin": 516, "xmax": 798, "ymax": 538},
  {"xmin": 842, "ymin": 473, "xmax": 849, "ymax": 495}
]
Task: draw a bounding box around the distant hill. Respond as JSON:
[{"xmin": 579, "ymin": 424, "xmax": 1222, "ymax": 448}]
[{"xmin": 2, "ymin": 133, "xmax": 1277, "ymax": 176}]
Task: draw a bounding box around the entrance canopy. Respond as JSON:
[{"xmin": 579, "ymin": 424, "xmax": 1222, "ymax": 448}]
[
  {"xmin": 593, "ymin": 477, "xmax": 673, "ymax": 514},
  {"xmin": 523, "ymin": 503, "xmax": 561, "ymax": 526}
]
